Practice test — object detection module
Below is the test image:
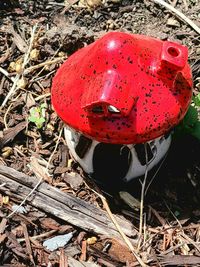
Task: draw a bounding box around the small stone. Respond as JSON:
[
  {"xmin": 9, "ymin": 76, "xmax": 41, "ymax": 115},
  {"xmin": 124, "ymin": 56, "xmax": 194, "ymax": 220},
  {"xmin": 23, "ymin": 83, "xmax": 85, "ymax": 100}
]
[
  {"xmin": 167, "ymin": 18, "xmax": 180, "ymax": 27},
  {"xmin": 196, "ymin": 48, "xmax": 200, "ymax": 55},
  {"xmin": 30, "ymin": 48, "xmax": 40, "ymax": 61},
  {"xmin": 2, "ymin": 147, "xmax": 13, "ymax": 159},
  {"xmin": 17, "ymin": 77, "xmax": 28, "ymax": 89},
  {"xmin": 87, "ymin": 236, "xmax": 97, "ymax": 245},
  {"xmin": 106, "ymin": 19, "xmax": 115, "ymax": 30}
]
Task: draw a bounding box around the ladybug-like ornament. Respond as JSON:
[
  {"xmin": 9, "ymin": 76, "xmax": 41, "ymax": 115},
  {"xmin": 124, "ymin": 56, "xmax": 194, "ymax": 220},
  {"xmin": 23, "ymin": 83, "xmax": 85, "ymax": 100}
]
[{"xmin": 51, "ymin": 32, "xmax": 193, "ymax": 185}]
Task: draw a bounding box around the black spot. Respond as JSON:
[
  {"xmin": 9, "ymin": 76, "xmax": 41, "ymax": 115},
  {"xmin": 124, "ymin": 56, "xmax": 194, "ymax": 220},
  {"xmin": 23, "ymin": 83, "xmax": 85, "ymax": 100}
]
[{"xmin": 145, "ymin": 93, "xmax": 152, "ymax": 97}]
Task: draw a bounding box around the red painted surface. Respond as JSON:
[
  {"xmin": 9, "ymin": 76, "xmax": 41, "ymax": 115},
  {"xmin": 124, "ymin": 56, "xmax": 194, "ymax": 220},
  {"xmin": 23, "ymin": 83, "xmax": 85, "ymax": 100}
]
[{"xmin": 51, "ymin": 32, "xmax": 193, "ymax": 144}]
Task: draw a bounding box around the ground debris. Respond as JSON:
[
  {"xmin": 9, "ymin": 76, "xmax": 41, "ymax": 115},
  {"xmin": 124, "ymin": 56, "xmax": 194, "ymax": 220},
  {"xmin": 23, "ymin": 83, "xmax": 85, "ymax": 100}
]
[
  {"xmin": 43, "ymin": 232, "xmax": 74, "ymax": 251},
  {"xmin": 0, "ymin": 121, "xmax": 27, "ymax": 148},
  {"xmin": 158, "ymin": 255, "xmax": 200, "ymax": 266},
  {"xmin": 0, "ymin": 0, "xmax": 199, "ymax": 265}
]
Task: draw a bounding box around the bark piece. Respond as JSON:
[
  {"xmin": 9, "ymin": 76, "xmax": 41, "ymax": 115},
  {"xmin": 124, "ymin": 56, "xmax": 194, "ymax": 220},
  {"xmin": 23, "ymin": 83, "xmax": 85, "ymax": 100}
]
[
  {"xmin": 0, "ymin": 165, "xmax": 138, "ymax": 243},
  {"xmin": 159, "ymin": 255, "xmax": 200, "ymax": 266},
  {"xmin": 0, "ymin": 121, "xmax": 27, "ymax": 148}
]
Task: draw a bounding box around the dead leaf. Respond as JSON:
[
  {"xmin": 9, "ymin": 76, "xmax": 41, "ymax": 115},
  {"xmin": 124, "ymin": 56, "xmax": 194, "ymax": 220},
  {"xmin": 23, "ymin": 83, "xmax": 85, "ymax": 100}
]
[
  {"xmin": 63, "ymin": 172, "xmax": 83, "ymax": 190},
  {"xmin": 107, "ymin": 238, "xmax": 136, "ymax": 263},
  {"xmin": 7, "ymin": 24, "xmax": 28, "ymax": 53},
  {"xmin": 0, "ymin": 121, "xmax": 27, "ymax": 148}
]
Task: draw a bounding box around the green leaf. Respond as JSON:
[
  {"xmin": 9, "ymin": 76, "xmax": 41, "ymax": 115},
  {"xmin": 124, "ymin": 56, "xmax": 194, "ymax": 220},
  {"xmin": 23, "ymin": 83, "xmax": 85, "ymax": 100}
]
[
  {"xmin": 183, "ymin": 105, "xmax": 198, "ymax": 128},
  {"xmin": 35, "ymin": 117, "xmax": 45, "ymax": 129},
  {"xmin": 40, "ymin": 103, "xmax": 47, "ymax": 109},
  {"xmin": 193, "ymin": 93, "xmax": 200, "ymax": 107},
  {"xmin": 28, "ymin": 116, "xmax": 37, "ymax": 123},
  {"xmin": 174, "ymin": 210, "xmax": 180, "ymax": 217},
  {"xmin": 191, "ymin": 121, "xmax": 200, "ymax": 140},
  {"xmin": 28, "ymin": 105, "xmax": 46, "ymax": 129}
]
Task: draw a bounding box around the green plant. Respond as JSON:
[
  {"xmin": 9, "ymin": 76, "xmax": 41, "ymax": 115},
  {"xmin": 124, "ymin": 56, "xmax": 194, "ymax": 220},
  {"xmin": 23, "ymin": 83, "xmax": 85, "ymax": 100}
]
[
  {"xmin": 28, "ymin": 103, "xmax": 47, "ymax": 129},
  {"xmin": 175, "ymin": 93, "xmax": 200, "ymax": 140}
]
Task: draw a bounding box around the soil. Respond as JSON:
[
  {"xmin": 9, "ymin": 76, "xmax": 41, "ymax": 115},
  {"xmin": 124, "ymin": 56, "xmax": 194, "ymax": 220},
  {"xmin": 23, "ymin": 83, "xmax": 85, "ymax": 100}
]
[{"xmin": 0, "ymin": 0, "xmax": 200, "ymax": 266}]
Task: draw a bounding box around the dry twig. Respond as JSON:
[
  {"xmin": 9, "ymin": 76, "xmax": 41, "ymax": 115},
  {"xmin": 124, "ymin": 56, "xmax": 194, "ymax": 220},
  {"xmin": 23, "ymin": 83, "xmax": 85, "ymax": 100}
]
[
  {"xmin": 151, "ymin": 0, "xmax": 200, "ymax": 34},
  {"xmin": 95, "ymin": 191, "xmax": 147, "ymax": 267},
  {"xmin": 24, "ymin": 57, "xmax": 65, "ymax": 75},
  {"xmin": 1, "ymin": 24, "xmax": 38, "ymax": 109},
  {"xmin": 18, "ymin": 230, "xmax": 57, "ymax": 243}
]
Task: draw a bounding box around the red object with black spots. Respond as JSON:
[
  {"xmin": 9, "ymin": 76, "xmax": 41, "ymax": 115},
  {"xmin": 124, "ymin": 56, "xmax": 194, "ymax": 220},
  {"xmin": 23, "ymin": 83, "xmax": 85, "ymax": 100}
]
[{"xmin": 51, "ymin": 32, "xmax": 193, "ymax": 144}]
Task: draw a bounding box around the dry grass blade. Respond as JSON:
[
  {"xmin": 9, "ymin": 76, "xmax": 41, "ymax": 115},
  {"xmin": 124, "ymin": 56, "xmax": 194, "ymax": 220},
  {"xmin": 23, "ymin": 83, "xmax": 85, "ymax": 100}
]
[
  {"xmin": 0, "ymin": 67, "xmax": 15, "ymax": 82},
  {"xmin": 46, "ymin": 125, "xmax": 64, "ymax": 174},
  {"xmin": 96, "ymin": 192, "xmax": 147, "ymax": 267},
  {"xmin": 181, "ymin": 232, "xmax": 200, "ymax": 254},
  {"xmin": 18, "ymin": 230, "xmax": 57, "ymax": 243},
  {"xmin": 151, "ymin": 0, "xmax": 200, "ymax": 34},
  {"xmin": 0, "ymin": 23, "xmax": 38, "ymax": 109},
  {"xmin": 29, "ymin": 157, "xmax": 53, "ymax": 183},
  {"xmin": 24, "ymin": 57, "xmax": 65, "ymax": 75},
  {"xmin": 6, "ymin": 172, "xmax": 43, "ymax": 219},
  {"xmin": 138, "ymin": 144, "xmax": 149, "ymax": 250}
]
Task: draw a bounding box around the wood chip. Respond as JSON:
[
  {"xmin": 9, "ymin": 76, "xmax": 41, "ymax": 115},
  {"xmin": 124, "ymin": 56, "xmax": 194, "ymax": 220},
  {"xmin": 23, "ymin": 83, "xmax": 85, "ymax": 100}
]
[
  {"xmin": 22, "ymin": 222, "xmax": 35, "ymax": 265},
  {"xmin": 80, "ymin": 240, "xmax": 87, "ymax": 261},
  {"xmin": 0, "ymin": 121, "xmax": 27, "ymax": 148},
  {"xmin": 60, "ymin": 248, "xmax": 68, "ymax": 267},
  {"xmin": 159, "ymin": 255, "xmax": 200, "ymax": 265},
  {"xmin": 0, "ymin": 218, "xmax": 7, "ymax": 234},
  {"xmin": 0, "ymin": 233, "xmax": 7, "ymax": 244}
]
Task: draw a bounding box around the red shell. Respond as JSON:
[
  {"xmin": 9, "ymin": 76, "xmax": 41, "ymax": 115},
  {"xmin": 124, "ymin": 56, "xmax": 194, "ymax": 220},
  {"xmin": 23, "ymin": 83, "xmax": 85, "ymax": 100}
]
[{"xmin": 51, "ymin": 32, "xmax": 193, "ymax": 144}]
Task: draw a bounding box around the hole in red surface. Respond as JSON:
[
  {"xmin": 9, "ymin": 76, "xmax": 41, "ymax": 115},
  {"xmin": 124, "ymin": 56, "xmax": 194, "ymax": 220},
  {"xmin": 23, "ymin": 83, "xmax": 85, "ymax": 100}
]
[
  {"xmin": 92, "ymin": 105, "xmax": 103, "ymax": 114},
  {"xmin": 167, "ymin": 47, "xmax": 180, "ymax": 57}
]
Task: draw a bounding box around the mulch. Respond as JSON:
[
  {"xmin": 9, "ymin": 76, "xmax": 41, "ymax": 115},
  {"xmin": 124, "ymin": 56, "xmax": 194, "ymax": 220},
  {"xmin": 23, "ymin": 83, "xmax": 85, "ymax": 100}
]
[{"xmin": 0, "ymin": 0, "xmax": 200, "ymax": 266}]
